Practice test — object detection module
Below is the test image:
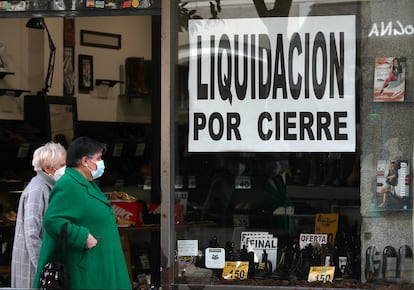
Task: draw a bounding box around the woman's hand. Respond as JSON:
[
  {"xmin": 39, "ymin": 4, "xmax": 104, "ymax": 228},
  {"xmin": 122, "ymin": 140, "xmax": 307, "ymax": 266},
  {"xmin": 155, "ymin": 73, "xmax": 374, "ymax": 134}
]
[{"xmin": 85, "ymin": 233, "xmax": 98, "ymax": 249}]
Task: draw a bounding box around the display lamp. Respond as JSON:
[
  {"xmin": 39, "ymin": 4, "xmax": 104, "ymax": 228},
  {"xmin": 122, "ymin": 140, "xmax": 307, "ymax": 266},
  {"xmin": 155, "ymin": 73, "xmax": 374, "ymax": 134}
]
[{"xmin": 26, "ymin": 17, "xmax": 56, "ymax": 96}]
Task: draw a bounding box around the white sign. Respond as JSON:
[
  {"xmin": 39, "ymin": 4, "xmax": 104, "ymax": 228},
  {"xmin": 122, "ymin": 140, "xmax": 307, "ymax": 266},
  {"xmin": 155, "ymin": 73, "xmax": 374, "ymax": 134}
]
[
  {"xmin": 299, "ymin": 233, "xmax": 328, "ymax": 249},
  {"xmin": 177, "ymin": 240, "xmax": 199, "ymax": 257},
  {"xmin": 205, "ymin": 248, "xmax": 225, "ymax": 269},
  {"xmin": 188, "ymin": 16, "xmax": 356, "ymax": 152},
  {"xmin": 240, "ymin": 231, "xmax": 272, "ymax": 248},
  {"xmin": 240, "ymin": 232, "xmax": 278, "ymax": 269}
]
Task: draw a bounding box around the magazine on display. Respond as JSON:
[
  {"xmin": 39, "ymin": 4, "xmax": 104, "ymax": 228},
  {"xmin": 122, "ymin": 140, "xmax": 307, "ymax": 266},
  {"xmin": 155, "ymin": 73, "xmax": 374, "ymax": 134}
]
[
  {"xmin": 373, "ymin": 57, "xmax": 406, "ymax": 102},
  {"xmin": 376, "ymin": 160, "xmax": 410, "ymax": 211}
]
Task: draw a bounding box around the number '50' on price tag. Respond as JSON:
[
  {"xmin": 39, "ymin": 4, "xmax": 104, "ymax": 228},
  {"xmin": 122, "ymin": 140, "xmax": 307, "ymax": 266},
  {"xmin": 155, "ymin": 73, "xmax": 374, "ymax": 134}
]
[
  {"xmin": 307, "ymin": 266, "xmax": 335, "ymax": 283},
  {"xmin": 222, "ymin": 261, "xmax": 249, "ymax": 280}
]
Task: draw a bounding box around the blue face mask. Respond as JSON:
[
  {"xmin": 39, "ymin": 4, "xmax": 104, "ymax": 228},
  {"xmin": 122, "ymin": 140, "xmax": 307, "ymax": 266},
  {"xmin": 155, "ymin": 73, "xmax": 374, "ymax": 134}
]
[{"xmin": 90, "ymin": 160, "xmax": 105, "ymax": 179}]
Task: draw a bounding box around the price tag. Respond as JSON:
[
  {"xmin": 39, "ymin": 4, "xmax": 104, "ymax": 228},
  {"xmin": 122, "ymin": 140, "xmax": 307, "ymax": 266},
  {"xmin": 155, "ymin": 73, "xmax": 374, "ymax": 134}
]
[
  {"xmin": 232, "ymin": 214, "xmax": 249, "ymax": 227},
  {"xmin": 112, "ymin": 143, "xmax": 123, "ymax": 157},
  {"xmin": 314, "ymin": 213, "xmax": 338, "ymax": 244},
  {"xmin": 143, "ymin": 176, "xmax": 151, "ymax": 190},
  {"xmin": 16, "ymin": 143, "xmax": 30, "ymax": 158},
  {"xmin": 139, "ymin": 255, "xmax": 151, "ymax": 270},
  {"xmin": 307, "ymin": 266, "xmax": 335, "ymax": 283},
  {"xmin": 235, "ymin": 176, "xmax": 251, "ymax": 189},
  {"xmin": 188, "ymin": 176, "xmax": 196, "ymax": 189},
  {"xmin": 135, "ymin": 143, "xmax": 145, "ymax": 156},
  {"xmin": 175, "ymin": 176, "xmax": 183, "ymax": 189},
  {"xmin": 222, "ymin": 261, "xmax": 249, "ymax": 280},
  {"xmin": 115, "ymin": 179, "xmax": 124, "ymax": 189}
]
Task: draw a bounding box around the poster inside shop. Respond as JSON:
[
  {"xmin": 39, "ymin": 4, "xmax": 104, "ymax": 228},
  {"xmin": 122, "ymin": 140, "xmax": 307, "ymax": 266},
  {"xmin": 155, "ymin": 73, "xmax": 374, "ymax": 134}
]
[{"xmin": 188, "ymin": 16, "xmax": 356, "ymax": 152}]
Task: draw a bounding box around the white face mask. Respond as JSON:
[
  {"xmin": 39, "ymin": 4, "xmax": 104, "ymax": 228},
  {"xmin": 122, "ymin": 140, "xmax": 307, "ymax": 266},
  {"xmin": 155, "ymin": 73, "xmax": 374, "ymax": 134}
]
[
  {"xmin": 89, "ymin": 160, "xmax": 105, "ymax": 179},
  {"xmin": 53, "ymin": 166, "xmax": 66, "ymax": 181}
]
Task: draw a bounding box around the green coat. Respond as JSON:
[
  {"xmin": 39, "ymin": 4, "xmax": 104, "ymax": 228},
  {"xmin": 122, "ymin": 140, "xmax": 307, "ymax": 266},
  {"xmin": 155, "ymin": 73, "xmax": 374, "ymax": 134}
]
[{"xmin": 33, "ymin": 168, "xmax": 131, "ymax": 290}]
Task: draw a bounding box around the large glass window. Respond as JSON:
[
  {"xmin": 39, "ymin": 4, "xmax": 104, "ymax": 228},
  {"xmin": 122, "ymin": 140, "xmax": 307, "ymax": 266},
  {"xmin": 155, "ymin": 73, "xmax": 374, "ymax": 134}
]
[
  {"xmin": 170, "ymin": 0, "xmax": 414, "ymax": 288},
  {"xmin": 171, "ymin": 0, "xmax": 366, "ymax": 287}
]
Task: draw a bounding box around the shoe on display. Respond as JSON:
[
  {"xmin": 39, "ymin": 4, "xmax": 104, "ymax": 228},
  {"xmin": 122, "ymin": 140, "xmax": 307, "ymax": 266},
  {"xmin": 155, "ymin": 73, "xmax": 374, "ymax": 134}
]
[
  {"xmin": 397, "ymin": 245, "xmax": 413, "ymax": 282},
  {"xmin": 272, "ymin": 244, "xmax": 294, "ymax": 279},
  {"xmin": 295, "ymin": 244, "xmax": 314, "ymax": 280},
  {"xmin": 225, "ymin": 241, "xmax": 235, "ymax": 262},
  {"xmin": 255, "ymin": 250, "xmax": 272, "ymax": 279},
  {"xmin": 111, "ymin": 191, "xmax": 136, "ymax": 201},
  {"xmin": 52, "ymin": 0, "xmax": 66, "ymax": 10},
  {"xmin": 365, "ymin": 245, "xmax": 381, "ymax": 282},
  {"xmin": 382, "ymin": 245, "xmax": 397, "ymax": 281},
  {"xmin": 320, "ymin": 243, "xmax": 334, "ymax": 267},
  {"xmin": 273, "ymin": 206, "xmax": 285, "ymax": 215},
  {"xmin": 115, "ymin": 215, "xmax": 135, "ymax": 227},
  {"xmin": 138, "ymin": 0, "xmax": 151, "ymax": 8},
  {"xmin": 4, "ymin": 211, "xmax": 17, "ymax": 222},
  {"xmin": 125, "ymin": 57, "xmax": 151, "ymax": 97},
  {"xmin": 11, "ymin": 1, "xmax": 26, "ymax": 11},
  {"xmin": 338, "ymin": 235, "xmax": 354, "ymax": 279},
  {"xmin": 285, "ymin": 205, "xmax": 295, "ymax": 215}
]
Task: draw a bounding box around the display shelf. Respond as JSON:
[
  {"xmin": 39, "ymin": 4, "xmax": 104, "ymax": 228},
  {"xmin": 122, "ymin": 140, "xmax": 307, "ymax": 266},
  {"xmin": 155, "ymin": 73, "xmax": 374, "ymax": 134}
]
[
  {"xmin": 370, "ymin": 100, "xmax": 413, "ymax": 103},
  {"xmin": 368, "ymin": 208, "xmax": 412, "ymax": 213},
  {"xmin": 122, "ymin": 92, "xmax": 152, "ymax": 103},
  {"xmin": 118, "ymin": 226, "xmax": 160, "ymax": 287},
  {"xmin": 0, "ymin": 72, "xmax": 14, "ymax": 79},
  {"xmin": 0, "ymin": 89, "xmax": 31, "ymax": 97},
  {"xmin": 288, "ymin": 185, "xmax": 359, "ymax": 200},
  {"xmin": 0, "ymin": 72, "xmax": 29, "ymax": 97}
]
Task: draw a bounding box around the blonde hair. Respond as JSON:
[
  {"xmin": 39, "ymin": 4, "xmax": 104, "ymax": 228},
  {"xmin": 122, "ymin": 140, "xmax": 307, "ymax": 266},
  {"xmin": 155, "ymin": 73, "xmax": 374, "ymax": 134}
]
[{"xmin": 32, "ymin": 142, "xmax": 67, "ymax": 172}]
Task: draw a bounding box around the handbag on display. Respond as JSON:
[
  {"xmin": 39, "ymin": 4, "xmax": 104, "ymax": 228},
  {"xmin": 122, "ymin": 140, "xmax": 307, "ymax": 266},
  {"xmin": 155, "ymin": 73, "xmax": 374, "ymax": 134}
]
[{"xmin": 39, "ymin": 223, "xmax": 70, "ymax": 289}]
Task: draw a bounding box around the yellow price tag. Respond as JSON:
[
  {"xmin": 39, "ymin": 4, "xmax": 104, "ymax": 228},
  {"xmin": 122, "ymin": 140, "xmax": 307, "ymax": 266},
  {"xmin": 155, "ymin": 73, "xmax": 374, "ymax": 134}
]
[
  {"xmin": 222, "ymin": 261, "xmax": 249, "ymax": 280},
  {"xmin": 308, "ymin": 266, "xmax": 335, "ymax": 283},
  {"xmin": 314, "ymin": 213, "xmax": 339, "ymax": 244}
]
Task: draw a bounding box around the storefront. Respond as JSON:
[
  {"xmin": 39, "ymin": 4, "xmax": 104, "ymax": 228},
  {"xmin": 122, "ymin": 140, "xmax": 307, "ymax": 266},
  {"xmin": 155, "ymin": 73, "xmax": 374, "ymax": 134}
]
[
  {"xmin": 0, "ymin": 0, "xmax": 413, "ymax": 289},
  {"xmin": 162, "ymin": 0, "xmax": 414, "ymax": 289}
]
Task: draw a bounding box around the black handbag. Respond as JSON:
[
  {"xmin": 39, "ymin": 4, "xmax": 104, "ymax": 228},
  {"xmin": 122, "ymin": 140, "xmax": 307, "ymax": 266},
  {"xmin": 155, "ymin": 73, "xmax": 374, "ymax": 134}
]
[{"xmin": 39, "ymin": 223, "xmax": 70, "ymax": 289}]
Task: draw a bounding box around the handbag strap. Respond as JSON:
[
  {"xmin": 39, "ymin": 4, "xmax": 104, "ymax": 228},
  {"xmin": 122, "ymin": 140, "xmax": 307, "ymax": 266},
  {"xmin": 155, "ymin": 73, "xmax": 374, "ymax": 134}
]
[{"xmin": 56, "ymin": 223, "xmax": 68, "ymax": 262}]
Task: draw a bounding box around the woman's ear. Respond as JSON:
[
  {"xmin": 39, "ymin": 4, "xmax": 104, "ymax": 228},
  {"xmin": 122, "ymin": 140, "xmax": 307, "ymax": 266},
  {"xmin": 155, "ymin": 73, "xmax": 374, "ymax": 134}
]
[
  {"xmin": 81, "ymin": 156, "xmax": 89, "ymax": 167},
  {"xmin": 43, "ymin": 165, "xmax": 53, "ymax": 175}
]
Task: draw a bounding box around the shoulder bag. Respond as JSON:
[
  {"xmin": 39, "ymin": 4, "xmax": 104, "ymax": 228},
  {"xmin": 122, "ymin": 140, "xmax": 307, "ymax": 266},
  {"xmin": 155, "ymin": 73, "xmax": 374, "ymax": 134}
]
[{"xmin": 39, "ymin": 223, "xmax": 70, "ymax": 289}]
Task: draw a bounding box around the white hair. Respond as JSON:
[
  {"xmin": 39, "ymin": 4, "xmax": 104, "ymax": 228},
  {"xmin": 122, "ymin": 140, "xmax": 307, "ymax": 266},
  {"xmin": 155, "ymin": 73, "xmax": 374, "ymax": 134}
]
[{"xmin": 32, "ymin": 142, "xmax": 67, "ymax": 172}]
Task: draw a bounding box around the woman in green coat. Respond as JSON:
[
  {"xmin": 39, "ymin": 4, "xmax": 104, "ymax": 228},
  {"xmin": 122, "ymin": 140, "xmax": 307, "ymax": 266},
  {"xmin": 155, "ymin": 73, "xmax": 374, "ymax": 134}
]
[{"xmin": 34, "ymin": 136, "xmax": 131, "ymax": 290}]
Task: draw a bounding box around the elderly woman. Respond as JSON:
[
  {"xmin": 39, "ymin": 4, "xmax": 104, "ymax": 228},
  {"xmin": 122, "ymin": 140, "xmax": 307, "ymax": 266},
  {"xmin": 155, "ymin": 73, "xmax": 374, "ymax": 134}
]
[
  {"xmin": 34, "ymin": 136, "xmax": 131, "ymax": 290},
  {"xmin": 11, "ymin": 142, "xmax": 67, "ymax": 289}
]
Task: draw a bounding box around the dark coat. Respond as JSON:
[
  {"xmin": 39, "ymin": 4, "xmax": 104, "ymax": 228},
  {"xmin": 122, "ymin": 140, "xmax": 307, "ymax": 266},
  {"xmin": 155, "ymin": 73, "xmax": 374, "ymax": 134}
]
[{"xmin": 33, "ymin": 168, "xmax": 131, "ymax": 289}]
